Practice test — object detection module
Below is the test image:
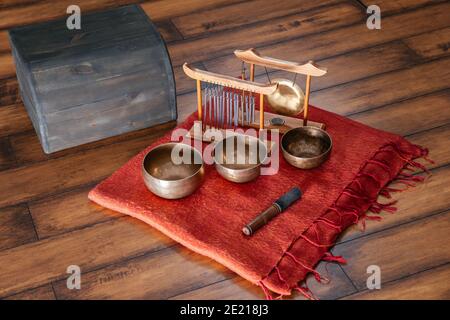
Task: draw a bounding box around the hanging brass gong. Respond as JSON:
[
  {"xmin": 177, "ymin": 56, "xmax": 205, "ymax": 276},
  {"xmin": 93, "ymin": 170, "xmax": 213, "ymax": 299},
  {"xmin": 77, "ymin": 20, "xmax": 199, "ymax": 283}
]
[{"xmin": 266, "ymin": 78, "xmax": 304, "ymax": 116}]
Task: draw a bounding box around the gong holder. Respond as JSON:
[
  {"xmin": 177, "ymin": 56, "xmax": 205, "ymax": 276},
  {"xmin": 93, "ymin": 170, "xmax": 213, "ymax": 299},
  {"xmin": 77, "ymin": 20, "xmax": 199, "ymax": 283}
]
[{"xmin": 234, "ymin": 48, "xmax": 327, "ymax": 128}]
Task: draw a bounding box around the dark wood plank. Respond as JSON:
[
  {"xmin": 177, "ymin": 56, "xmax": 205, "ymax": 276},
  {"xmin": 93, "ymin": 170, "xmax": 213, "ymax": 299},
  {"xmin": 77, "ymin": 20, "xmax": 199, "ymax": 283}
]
[
  {"xmin": 0, "ymin": 205, "xmax": 37, "ymax": 251},
  {"xmin": 0, "ymin": 52, "xmax": 14, "ymax": 80},
  {"xmin": 349, "ymin": 90, "xmax": 450, "ymax": 136},
  {"xmin": 359, "ymin": 0, "xmax": 446, "ymax": 15},
  {"xmin": 0, "ymin": 0, "xmax": 148, "ymax": 30},
  {"xmin": 311, "ymin": 58, "xmax": 450, "ymax": 115},
  {"xmin": 172, "ymin": 275, "xmax": 264, "ymax": 300},
  {"xmin": 4, "ymin": 284, "xmax": 56, "ymax": 300},
  {"xmin": 0, "ymin": 104, "xmax": 32, "ymax": 138},
  {"xmin": 204, "ymin": 2, "xmax": 450, "ymax": 78},
  {"xmin": 0, "ymin": 77, "xmax": 20, "ymax": 107},
  {"xmin": 141, "ymin": 0, "xmax": 243, "ymax": 21},
  {"xmin": 343, "ymin": 263, "xmax": 450, "ymax": 299},
  {"xmin": 404, "ymin": 27, "xmax": 450, "ymax": 60},
  {"xmin": 0, "ymin": 129, "xmax": 168, "ymax": 208},
  {"xmin": 154, "ymin": 20, "xmax": 183, "ymax": 43},
  {"xmin": 171, "ymin": 261, "xmax": 356, "ymax": 300},
  {"xmin": 252, "ymin": 41, "xmax": 422, "ymax": 92},
  {"xmin": 0, "ymin": 216, "xmax": 174, "ymax": 297},
  {"xmin": 168, "ymin": 1, "xmax": 365, "ymax": 66},
  {"xmin": 53, "ymin": 245, "xmax": 230, "ymax": 299},
  {"xmin": 172, "ymin": 0, "xmax": 342, "ymax": 37},
  {"xmin": 8, "ymin": 121, "xmax": 173, "ymax": 166},
  {"xmin": 0, "ymin": 137, "xmax": 15, "ymax": 170},
  {"xmin": 408, "ymin": 124, "xmax": 450, "ymax": 169},
  {"xmin": 29, "ymin": 187, "xmax": 121, "ymax": 239},
  {"xmin": 0, "ymin": 31, "xmax": 9, "ymax": 53},
  {"xmin": 334, "ymin": 212, "xmax": 450, "ymax": 290},
  {"xmin": 0, "ymin": 0, "xmax": 44, "ymax": 9}
]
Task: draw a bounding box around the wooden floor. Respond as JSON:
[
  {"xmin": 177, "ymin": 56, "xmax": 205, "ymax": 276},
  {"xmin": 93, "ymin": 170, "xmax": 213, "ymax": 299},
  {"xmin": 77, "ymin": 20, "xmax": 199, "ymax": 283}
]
[{"xmin": 0, "ymin": 0, "xmax": 449, "ymax": 300}]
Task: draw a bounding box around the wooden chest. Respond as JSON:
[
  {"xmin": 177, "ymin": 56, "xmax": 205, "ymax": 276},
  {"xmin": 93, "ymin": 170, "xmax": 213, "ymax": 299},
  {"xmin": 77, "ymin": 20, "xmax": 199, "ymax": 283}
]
[{"xmin": 9, "ymin": 5, "xmax": 177, "ymax": 154}]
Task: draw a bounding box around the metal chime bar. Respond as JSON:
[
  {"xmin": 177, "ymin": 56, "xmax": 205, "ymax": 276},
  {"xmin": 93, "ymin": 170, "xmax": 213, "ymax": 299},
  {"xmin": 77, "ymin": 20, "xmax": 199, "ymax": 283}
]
[
  {"xmin": 196, "ymin": 79, "xmax": 202, "ymax": 122},
  {"xmin": 201, "ymin": 84, "xmax": 253, "ymax": 130},
  {"xmin": 183, "ymin": 63, "xmax": 277, "ymax": 131}
]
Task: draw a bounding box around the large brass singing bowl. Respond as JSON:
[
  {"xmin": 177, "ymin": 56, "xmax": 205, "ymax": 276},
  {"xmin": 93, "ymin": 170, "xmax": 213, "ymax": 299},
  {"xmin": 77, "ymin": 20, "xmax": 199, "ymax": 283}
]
[
  {"xmin": 281, "ymin": 127, "xmax": 332, "ymax": 169},
  {"xmin": 214, "ymin": 135, "xmax": 267, "ymax": 183},
  {"xmin": 142, "ymin": 143, "xmax": 204, "ymax": 199},
  {"xmin": 266, "ymin": 78, "xmax": 304, "ymax": 116}
]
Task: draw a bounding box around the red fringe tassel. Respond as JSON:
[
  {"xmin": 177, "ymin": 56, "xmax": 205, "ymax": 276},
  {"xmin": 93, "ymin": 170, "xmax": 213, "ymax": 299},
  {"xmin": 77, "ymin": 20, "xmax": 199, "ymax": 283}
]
[
  {"xmin": 285, "ymin": 252, "xmax": 329, "ymax": 284},
  {"xmin": 322, "ymin": 252, "xmax": 347, "ymax": 264},
  {"xmin": 259, "ymin": 141, "xmax": 432, "ymax": 300},
  {"xmin": 294, "ymin": 286, "xmax": 317, "ymax": 300}
]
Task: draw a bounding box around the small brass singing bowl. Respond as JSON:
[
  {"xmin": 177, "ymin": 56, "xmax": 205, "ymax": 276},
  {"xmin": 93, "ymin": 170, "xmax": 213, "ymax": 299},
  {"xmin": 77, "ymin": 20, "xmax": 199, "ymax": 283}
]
[
  {"xmin": 214, "ymin": 135, "xmax": 268, "ymax": 183},
  {"xmin": 266, "ymin": 78, "xmax": 305, "ymax": 116},
  {"xmin": 281, "ymin": 127, "xmax": 332, "ymax": 169},
  {"xmin": 142, "ymin": 143, "xmax": 205, "ymax": 199}
]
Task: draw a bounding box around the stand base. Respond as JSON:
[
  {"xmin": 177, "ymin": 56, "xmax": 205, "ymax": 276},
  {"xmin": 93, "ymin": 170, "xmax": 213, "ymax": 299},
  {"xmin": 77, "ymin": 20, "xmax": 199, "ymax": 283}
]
[{"xmin": 186, "ymin": 110, "xmax": 325, "ymax": 143}]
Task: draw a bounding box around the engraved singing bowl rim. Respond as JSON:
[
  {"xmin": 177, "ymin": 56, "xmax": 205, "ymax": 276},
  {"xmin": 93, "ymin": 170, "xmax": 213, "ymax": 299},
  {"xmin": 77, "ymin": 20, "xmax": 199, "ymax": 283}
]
[
  {"xmin": 213, "ymin": 135, "xmax": 268, "ymax": 172},
  {"xmin": 266, "ymin": 78, "xmax": 305, "ymax": 116},
  {"xmin": 281, "ymin": 126, "xmax": 332, "ymax": 169},
  {"xmin": 142, "ymin": 142, "xmax": 204, "ymax": 183}
]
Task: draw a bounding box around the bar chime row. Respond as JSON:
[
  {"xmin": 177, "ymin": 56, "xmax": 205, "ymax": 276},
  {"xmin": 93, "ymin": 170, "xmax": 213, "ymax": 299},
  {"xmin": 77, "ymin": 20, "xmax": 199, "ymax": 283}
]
[
  {"xmin": 201, "ymin": 84, "xmax": 256, "ymax": 129},
  {"xmin": 186, "ymin": 62, "xmax": 275, "ymax": 132}
]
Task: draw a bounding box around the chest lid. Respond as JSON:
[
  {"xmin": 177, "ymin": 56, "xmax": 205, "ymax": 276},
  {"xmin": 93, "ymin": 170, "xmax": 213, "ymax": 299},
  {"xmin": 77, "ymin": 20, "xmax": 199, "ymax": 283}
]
[
  {"xmin": 10, "ymin": 5, "xmax": 151, "ymax": 63},
  {"xmin": 9, "ymin": 5, "xmax": 174, "ymax": 113}
]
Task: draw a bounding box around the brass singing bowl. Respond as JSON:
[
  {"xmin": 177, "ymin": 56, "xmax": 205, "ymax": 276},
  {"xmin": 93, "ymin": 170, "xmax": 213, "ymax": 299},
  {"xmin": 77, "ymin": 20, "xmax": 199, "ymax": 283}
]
[
  {"xmin": 266, "ymin": 78, "xmax": 304, "ymax": 116},
  {"xmin": 281, "ymin": 127, "xmax": 332, "ymax": 169},
  {"xmin": 142, "ymin": 143, "xmax": 205, "ymax": 199},
  {"xmin": 214, "ymin": 135, "xmax": 268, "ymax": 183}
]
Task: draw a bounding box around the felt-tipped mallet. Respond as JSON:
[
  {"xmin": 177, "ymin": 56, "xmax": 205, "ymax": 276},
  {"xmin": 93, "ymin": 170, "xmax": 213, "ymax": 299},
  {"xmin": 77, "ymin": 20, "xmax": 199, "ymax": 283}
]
[{"xmin": 242, "ymin": 187, "xmax": 302, "ymax": 236}]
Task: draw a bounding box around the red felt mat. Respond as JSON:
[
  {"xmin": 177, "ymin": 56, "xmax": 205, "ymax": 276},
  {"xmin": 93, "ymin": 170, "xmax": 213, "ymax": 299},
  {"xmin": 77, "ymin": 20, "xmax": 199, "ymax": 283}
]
[{"xmin": 89, "ymin": 106, "xmax": 429, "ymax": 299}]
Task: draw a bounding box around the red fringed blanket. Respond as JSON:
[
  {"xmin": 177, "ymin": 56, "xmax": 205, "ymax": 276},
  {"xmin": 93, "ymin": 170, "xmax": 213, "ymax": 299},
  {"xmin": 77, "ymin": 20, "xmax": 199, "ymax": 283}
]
[{"xmin": 89, "ymin": 106, "xmax": 429, "ymax": 299}]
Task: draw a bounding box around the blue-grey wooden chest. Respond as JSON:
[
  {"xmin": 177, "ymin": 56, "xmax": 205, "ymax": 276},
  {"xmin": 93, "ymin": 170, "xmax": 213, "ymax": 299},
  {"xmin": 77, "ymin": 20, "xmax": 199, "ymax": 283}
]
[{"xmin": 9, "ymin": 5, "xmax": 177, "ymax": 154}]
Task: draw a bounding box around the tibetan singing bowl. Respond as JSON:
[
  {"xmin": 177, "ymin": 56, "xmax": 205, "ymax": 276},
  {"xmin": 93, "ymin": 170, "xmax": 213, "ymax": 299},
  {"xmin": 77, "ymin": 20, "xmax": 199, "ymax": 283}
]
[
  {"xmin": 266, "ymin": 78, "xmax": 304, "ymax": 116},
  {"xmin": 142, "ymin": 143, "xmax": 204, "ymax": 199},
  {"xmin": 281, "ymin": 127, "xmax": 332, "ymax": 169},
  {"xmin": 214, "ymin": 135, "xmax": 267, "ymax": 183}
]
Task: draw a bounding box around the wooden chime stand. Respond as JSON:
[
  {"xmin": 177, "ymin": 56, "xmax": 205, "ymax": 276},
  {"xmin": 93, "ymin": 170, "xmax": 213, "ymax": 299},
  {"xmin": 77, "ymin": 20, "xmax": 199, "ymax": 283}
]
[
  {"xmin": 183, "ymin": 50, "xmax": 327, "ymax": 142},
  {"xmin": 234, "ymin": 48, "xmax": 327, "ymax": 127}
]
